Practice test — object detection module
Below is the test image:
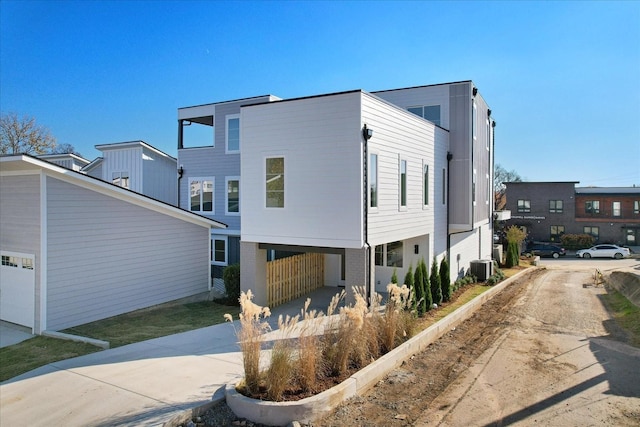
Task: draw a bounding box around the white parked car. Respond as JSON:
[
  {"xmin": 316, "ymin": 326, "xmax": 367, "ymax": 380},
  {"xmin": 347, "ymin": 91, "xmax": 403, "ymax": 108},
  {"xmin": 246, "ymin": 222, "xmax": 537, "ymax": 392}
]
[{"xmin": 576, "ymin": 244, "xmax": 630, "ymax": 259}]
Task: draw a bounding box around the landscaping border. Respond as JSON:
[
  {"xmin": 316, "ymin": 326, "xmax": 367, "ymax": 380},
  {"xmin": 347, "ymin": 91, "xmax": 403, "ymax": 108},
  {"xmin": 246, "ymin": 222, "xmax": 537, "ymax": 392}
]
[{"xmin": 224, "ymin": 268, "xmax": 538, "ymax": 426}]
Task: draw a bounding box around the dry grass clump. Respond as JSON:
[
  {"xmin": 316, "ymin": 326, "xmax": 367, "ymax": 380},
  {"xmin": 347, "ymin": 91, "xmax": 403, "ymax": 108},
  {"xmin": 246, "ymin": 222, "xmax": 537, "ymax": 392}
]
[{"xmin": 228, "ymin": 286, "xmax": 419, "ymax": 401}]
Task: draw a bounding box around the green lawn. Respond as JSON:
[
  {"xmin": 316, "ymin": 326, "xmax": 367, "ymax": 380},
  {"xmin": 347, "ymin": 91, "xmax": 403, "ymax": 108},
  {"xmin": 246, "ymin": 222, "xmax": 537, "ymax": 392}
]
[
  {"xmin": 0, "ymin": 300, "xmax": 240, "ymax": 382},
  {"xmin": 601, "ymin": 288, "xmax": 640, "ymax": 348}
]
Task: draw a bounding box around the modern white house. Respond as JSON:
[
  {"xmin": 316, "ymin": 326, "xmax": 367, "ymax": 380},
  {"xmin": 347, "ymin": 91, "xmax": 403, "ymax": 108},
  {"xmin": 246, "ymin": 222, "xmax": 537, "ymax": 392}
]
[
  {"xmin": 80, "ymin": 140, "xmax": 178, "ymax": 205},
  {"xmin": 177, "ymin": 80, "xmax": 495, "ymax": 307},
  {"xmin": 0, "ymin": 154, "xmax": 226, "ymax": 334},
  {"xmin": 39, "ymin": 153, "xmax": 91, "ymax": 172}
]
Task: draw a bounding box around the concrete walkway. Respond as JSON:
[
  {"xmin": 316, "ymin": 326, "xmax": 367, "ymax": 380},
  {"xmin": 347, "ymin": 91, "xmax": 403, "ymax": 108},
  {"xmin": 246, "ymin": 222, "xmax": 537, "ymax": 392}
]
[{"xmin": 0, "ymin": 286, "xmax": 345, "ymax": 427}]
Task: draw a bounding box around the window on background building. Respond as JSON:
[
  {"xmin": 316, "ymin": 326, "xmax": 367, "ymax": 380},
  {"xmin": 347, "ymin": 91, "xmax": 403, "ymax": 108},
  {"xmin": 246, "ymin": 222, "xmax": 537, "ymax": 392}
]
[
  {"xmin": 375, "ymin": 245, "xmax": 383, "ymax": 266},
  {"xmin": 634, "ymin": 201, "xmax": 640, "ymax": 214},
  {"xmin": 212, "ymin": 237, "xmax": 227, "ymax": 265},
  {"xmin": 585, "ymin": 200, "xmax": 600, "ymax": 214},
  {"xmin": 112, "ymin": 171, "xmax": 130, "ymax": 189},
  {"xmin": 423, "ymin": 162, "xmax": 429, "ymax": 206},
  {"xmin": 226, "ymin": 178, "xmax": 239, "ymax": 214},
  {"xmin": 386, "ymin": 241, "xmax": 403, "ymax": 268},
  {"xmin": 400, "ymin": 159, "xmax": 407, "ymax": 208},
  {"xmin": 549, "ymin": 200, "xmax": 563, "ymax": 213},
  {"xmin": 266, "ymin": 157, "xmax": 284, "ymax": 208},
  {"xmin": 1, "ymin": 255, "xmax": 17, "ymax": 267},
  {"xmin": 370, "ymin": 153, "xmax": 378, "ymax": 208},
  {"xmin": 584, "ymin": 226, "xmax": 599, "ymax": 239},
  {"xmin": 190, "ymin": 178, "xmax": 214, "ymax": 213},
  {"xmin": 550, "ymin": 225, "xmax": 565, "ymax": 241},
  {"xmin": 612, "ymin": 201, "xmax": 621, "ymax": 217},
  {"xmin": 517, "ymin": 199, "xmax": 531, "ymax": 213},
  {"xmin": 226, "ymin": 115, "xmax": 240, "ymax": 153},
  {"xmin": 408, "ymin": 105, "xmax": 441, "ymax": 126}
]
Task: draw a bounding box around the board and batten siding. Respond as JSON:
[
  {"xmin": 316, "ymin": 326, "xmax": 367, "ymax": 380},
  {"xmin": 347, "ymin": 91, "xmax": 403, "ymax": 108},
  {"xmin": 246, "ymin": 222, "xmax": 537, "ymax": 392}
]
[
  {"xmin": 141, "ymin": 146, "xmax": 177, "ymax": 205},
  {"xmin": 363, "ymin": 92, "xmax": 443, "ymax": 247},
  {"xmin": 0, "ymin": 173, "xmax": 43, "ymax": 331},
  {"xmin": 45, "ymin": 176, "xmax": 210, "ymax": 331},
  {"xmin": 101, "ymin": 146, "xmax": 144, "ymax": 193},
  {"xmin": 241, "ymin": 92, "xmax": 364, "ymax": 248}
]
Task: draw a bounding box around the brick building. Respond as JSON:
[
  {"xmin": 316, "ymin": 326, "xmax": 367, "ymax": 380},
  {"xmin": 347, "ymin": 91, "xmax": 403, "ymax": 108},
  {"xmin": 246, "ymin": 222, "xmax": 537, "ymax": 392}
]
[{"xmin": 504, "ymin": 182, "xmax": 640, "ymax": 246}]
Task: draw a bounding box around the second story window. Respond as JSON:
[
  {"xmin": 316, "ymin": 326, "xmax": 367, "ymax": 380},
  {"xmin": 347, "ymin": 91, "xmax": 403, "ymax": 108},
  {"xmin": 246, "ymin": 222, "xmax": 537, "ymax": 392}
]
[
  {"xmin": 635, "ymin": 201, "xmax": 640, "ymax": 214},
  {"xmin": 517, "ymin": 199, "xmax": 531, "ymax": 213},
  {"xmin": 226, "ymin": 115, "xmax": 240, "ymax": 153},
  {"xmin": 585, "ymin": 200, "xmax": 600, "ymax": 214},
  {"xmin": 190, "ymin": 178, "xmax": 213, "ymax": 213},
  {"xmin": 549, "ymin": 200, "xmax": 563, "ymax": 213},
  {"xmin": 112, "ymin": 171, "xmax": 129, "ymax": 189},
  {"xmin": 408, "ymin": 105, "xmax": 441, "ymax": 126},
  {"xmin": 226, "ymin": 177, "xmax": 239, "ymax": 214},
  {"xmin": 612, "ymin": 201, "xmax": 621, "ymax": 217},
  {"xmin": 266, "ymin": 157, "xmax": 284, "ymax": 208},
  {"xmin": 423, "ymin": 162, "xmax": 429, "ymax": 206},
  {"xmin": 399, "ymin": 159, "xmax": 407, "ymax": 208},
  {"xmin": 370, "ymin": 153, "xmax": 378, "ymax": 208}
]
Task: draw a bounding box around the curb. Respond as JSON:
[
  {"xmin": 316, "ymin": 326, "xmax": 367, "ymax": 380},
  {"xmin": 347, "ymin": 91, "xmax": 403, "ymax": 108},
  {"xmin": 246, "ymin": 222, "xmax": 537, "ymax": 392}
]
[
  {"xmin": 223, "ymin": 268, "xmax": 539, "ymax": 425},
  {"xmin": 42, "ymin": 330, "xmax": 110, "ymax": 349}
]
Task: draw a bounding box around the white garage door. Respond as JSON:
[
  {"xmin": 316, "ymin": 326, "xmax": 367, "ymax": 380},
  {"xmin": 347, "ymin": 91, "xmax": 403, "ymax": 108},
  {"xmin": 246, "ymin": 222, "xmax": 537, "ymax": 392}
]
[{"xmin": 0, "ymin": 251, "xmax": 35, "ymax": 329}]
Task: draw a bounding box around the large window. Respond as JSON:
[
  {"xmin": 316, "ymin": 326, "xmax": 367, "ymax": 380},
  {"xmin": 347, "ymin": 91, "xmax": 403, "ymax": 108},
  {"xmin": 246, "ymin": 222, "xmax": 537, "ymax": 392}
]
[
  {"xmin": 549, "ymin": 200, "xmax": 563, "ymax": 213},
  {"xmin": 612, "ymin": 201, "xmax": 621, "ymax": 217},
  {"xmin": 226, "ymin": 115, "xmax": 240, "ymax": 153},
  {"xmin": 226, "ymin": 177, "xmax": 239, "ymax": 214},
  {"xmin": 550, "ymin": 225, "xmax": 565, "ymax": 241},
  {"xmin": 386, "ymin": 241, "xmax": 403, "ymax": 268},
  {"xmin": 266, "ymin": 157, "xmax": 284, "ymax": 208},
  {"xmin": 212, "ymin": 237, "xmax": 227, "ymax": 265},
  {"xmin": 584, "ymin": 226, "xmax": 599, "ymax": 239},
  {"xmin": 423, "ymin": 162, "xmax": 429, "ymax": 206},
  {"xmin": 190, "ymin": 178, "xmax": 213, "ymax": 213},
  {"xmin": 517, "ymin": 199, "xmax": 531, "ymax": 213},
  {"xmin": 399, "ymin": 159, "xmax": 407, "ymax": 208},
  {"xmin": 370, "ymin": 153, "xmax": 378, "ymax": 208},
  {"xmin": 408, "ymin": 105, "xmax": 441, "ymax": 126},
  {"xmin": 585, "ymin": 200, "xmax": 600, "ymax": 214},
  {"xmin": 112, "ymin": 171, "xmax": 130, "ymax": 189}
]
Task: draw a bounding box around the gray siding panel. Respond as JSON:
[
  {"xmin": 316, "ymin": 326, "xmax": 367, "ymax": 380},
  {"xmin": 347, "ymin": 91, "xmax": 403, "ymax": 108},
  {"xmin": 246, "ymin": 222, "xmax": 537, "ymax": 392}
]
[{"xmin": 45, "ymin": 176, "xmax": 210, "ymax": 330}]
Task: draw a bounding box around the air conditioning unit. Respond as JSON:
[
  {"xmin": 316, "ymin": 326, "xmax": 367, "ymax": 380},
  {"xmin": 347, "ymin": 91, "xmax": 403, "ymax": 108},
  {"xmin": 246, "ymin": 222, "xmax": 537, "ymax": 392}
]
[{"xmin": 470, "ymin": 260, "xmax": 493, "ymax": 281}]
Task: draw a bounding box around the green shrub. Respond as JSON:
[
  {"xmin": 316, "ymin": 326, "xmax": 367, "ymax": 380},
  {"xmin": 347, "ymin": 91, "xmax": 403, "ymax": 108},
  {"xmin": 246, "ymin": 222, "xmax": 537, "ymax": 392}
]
[
  {"xmin": 505, "ymin": 241, "xmax": 520, "ymax": 268},
  {"xmin": 223, "ymin": 264, "xmax": 241, "ymax": 302},
  {"xmin": 486, "ymin": 263, "xmax": 505, "ymax": 286},
  {"xmin": 560, "ymin": 233, "xmax": 595, "ymax": 250},
  {"xmin": 391, "ymin": 268, "xmax": 398, "ymax": 285},
  {"xmin": 403, "ymin": 264, "xmax": 415, "ymax": 310},
  {"xmin": 440, "ymin": 257, "xmax": 451, "ymax": 302},
  {"xmin": 420, "ymin": 259, "xmax": 432, "ymax": 312},
  {"xmin": 430, "ymin": 257, "xmax": 442, "ymax": 305},
  {"xmin": 413, "ymin": 261, "xmax": 425, "ymax": 316}
]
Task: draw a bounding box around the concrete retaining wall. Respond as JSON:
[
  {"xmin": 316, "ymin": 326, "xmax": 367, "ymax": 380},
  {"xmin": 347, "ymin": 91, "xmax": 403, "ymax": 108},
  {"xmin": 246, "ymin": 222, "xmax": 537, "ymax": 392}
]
[
  {"xmin": 607, "ymin": 271, "xmax": 640, "ymax": 308},
  {"xmin": 224, "ymin": 268, "xmax": 539, "ymax": 426}
]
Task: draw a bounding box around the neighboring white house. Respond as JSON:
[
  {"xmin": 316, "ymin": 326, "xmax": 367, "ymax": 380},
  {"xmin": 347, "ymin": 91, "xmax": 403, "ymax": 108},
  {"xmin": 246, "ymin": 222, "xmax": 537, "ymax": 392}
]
[
  {"xmin": 177, "ymin": 81, "xmax": 495, "ymax": 307},
  {"xmin": 82, "ymin": 140, "xmax": 178, "ymax": 205},
  {"xmin": 0, "ymin": 154, "xmax": 226, "ymax": 334},
  {"xmin": 39, "ymin": 153, "xmax": 91, "ymax": 172}
]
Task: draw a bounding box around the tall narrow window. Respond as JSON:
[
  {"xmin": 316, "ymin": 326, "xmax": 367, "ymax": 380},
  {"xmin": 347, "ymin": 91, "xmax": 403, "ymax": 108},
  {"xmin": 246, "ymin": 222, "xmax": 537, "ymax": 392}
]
[
  {"xmin": 472, "ymin": 100, "xmax": 477, "ymax": 140},
  {"xmin": 266, "ymin": 157, "xmax": 284, "ymax": 208},
  {"xmin": 374, "ymin": 245, "xmax": 383, "ymax": 266},
  {"xmin": 634, "ymin": 201, "xmax": 640, "ymax": 214},
  {"xmin": 226, "ymin": 115, "xmax": 240, "ymax": 153},
  {"xmin": 190, "ymin": 178, "xmax": 214, "ymax": 213},
  {"xmin": 400, "ymin": 159, "xmax": 407, "ymax": 208},
  {"xmin": 612, "ymin": 201, "xmax": 621, "ymax": 217},
  {"xmin": 370, "ymin": 153, "xmax": 378, "ymax": 208},
  {"xmin": 423, "ymin": 162, "xmax": 429, "ymax": 206},
  {"xmin": 226, "ymin": 177, "xmax": 239, "ymax": 214}
]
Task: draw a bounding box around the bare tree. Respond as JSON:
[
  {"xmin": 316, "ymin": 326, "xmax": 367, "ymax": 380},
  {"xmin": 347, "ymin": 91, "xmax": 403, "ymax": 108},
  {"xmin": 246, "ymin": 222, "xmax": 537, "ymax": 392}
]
[
  {"xmin": 49, "ymin": 143, "xmax": 82, "ymax": 158},
  {"xmin": 494, "ymin": 164, "xmax": 522, "ymax": 208},
  {"xmin": 0, "ymin": 112, "xmax": 57, "ymax": 155}
]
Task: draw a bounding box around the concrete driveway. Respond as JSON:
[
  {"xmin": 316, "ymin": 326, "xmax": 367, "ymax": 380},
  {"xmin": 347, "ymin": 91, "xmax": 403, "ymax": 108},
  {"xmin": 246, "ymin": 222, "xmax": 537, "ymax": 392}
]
[{"xmin": 0, "ymin": 287, "xmax": 343, "ymax": 427}]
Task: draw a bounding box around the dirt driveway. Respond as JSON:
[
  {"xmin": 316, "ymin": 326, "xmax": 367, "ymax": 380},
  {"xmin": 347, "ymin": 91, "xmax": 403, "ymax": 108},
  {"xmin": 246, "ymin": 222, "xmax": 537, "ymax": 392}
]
[{"xmin": 319, "ymin": 267, "xmax": 640, "ymax": 426}]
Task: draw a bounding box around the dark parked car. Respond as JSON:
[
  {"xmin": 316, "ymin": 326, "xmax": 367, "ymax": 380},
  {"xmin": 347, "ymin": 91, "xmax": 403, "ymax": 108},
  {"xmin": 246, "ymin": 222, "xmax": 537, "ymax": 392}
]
[{"xmin": 525, "ymin": 244, "xmax": 566, "ymax": 258}]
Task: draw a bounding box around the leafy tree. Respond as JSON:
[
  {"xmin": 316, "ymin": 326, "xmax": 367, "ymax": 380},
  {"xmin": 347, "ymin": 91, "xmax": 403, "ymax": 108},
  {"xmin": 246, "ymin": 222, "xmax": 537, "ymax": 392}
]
[
  {"xmin": 494, "ymin": 164, "xmax": 522, "ymax": 209},
  {"xmin": 0, "ymin": 112, "xmax": 56, "ymax": 155},
  {"xmin": 430, "ymin": 257, "xmax": 442, "ymax": 305},
  {"xmin": 440, "ymin": 256, "xmax": 451, "ymax": 302}
]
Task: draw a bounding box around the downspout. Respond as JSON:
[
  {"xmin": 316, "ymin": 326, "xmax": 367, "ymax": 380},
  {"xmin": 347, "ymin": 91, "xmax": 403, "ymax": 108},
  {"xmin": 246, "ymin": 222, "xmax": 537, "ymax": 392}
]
[
  {"xmin": 177, "ymin": 119, "xmax": 184, "ymax": 207},
  {"xmin": 363, "ymin": 124, "xmax": 373, "ymax": 304}
]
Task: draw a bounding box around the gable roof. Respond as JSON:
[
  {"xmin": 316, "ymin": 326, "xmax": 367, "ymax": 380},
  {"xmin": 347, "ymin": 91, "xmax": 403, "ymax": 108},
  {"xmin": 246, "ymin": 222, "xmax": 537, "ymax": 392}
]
[{"xmin": 0, "ymin": 154, "xmax": 226, "ymax": 229}]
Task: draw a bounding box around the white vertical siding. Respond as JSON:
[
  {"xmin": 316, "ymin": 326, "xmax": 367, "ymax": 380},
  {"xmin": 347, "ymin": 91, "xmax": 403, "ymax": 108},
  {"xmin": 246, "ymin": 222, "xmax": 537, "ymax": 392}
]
[
  {"xmin": 141, "ymin": 146, "xmax": 177, "ymax": 205},
  {"xmin": 241, "ymin": 92, "xmax": 364, "ymax": 248},
  {"xmin": 101, "ymin": 146, "xmax": 143, "ymax": 193},
  {"xmin": 45, "ymin": 176, "xmax": 210, "ymax": 330}
]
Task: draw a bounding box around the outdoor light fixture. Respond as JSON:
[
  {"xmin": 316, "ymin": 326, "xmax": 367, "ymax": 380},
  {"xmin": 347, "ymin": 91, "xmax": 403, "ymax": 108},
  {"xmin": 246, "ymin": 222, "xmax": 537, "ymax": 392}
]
[
  {"xmin": 178, "ymin": 166, "xmax": 184, "ymax": 178},
  {"xmin": 473, "ymin": 87, "xmax": 478, "ymax": 97},
  {"xmin": 363, "ymin": 124, "xmax": 373, "ymax": 140}
]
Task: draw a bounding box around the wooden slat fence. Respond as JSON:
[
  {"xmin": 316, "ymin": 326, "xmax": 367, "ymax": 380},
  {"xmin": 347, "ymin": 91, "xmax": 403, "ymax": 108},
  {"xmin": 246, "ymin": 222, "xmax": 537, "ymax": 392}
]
[{"xmin": 267, "ymin": 252, "xmax": 324, "ymax": 307}]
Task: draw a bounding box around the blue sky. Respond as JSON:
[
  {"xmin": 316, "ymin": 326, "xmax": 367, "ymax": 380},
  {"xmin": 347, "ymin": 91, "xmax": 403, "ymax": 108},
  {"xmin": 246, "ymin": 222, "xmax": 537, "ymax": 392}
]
[{"xmin": 1, "ymin": 0, "xmax": 639, "ymax": 187}]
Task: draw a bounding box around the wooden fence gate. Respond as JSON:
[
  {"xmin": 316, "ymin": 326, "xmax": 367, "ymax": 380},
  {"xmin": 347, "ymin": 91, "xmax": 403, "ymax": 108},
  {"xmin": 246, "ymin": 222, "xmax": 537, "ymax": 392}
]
[{"xmin": 266, "ymin": 252, "xmax": 324, "ymax": 307}]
